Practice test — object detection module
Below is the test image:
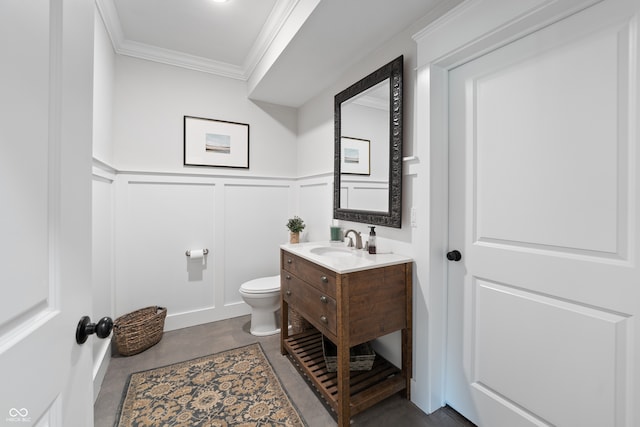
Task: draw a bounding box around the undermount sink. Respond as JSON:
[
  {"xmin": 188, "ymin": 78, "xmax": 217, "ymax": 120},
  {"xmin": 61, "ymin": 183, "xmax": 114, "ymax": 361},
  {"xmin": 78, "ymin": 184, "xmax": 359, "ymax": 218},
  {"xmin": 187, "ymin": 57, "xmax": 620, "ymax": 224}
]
[{"xmin": 309, "ymin": 247, "xmax": 356, "ymax": 257}]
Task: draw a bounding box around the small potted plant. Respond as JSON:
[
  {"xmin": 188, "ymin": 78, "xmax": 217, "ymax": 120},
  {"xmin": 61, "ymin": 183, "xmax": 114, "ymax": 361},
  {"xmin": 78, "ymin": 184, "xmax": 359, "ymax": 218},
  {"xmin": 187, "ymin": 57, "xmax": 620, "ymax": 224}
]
[{"xmin": 286, "ymin": 216, "xmax": 305, "ymax": 244}]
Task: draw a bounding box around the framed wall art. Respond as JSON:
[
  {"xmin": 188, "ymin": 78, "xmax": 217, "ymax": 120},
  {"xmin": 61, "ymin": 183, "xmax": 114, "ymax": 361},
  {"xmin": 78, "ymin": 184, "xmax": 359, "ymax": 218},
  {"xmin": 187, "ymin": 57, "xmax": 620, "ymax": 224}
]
[
  {"xmin": 184, "ymin": 116, "xmax": 250, "ymax": 168},
  {"xmin": 340, "ymin": 136, "xmax": 370, "ymax": 175}
]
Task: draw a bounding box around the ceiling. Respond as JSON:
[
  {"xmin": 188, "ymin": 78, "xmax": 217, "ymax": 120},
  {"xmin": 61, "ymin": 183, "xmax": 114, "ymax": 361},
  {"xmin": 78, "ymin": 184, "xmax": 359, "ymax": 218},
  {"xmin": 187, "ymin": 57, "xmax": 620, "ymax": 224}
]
[{"xmin": 97, "ymin": 0, "xmax": 457, "ymax": 107}]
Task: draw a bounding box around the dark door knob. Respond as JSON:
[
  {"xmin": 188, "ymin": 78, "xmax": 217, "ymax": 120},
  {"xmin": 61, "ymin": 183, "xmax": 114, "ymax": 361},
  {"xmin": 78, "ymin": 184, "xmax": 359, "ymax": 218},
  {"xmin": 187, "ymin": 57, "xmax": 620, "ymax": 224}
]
[
  {"xmin": 76, "ymin": 316, "xmax": 113, "ymax": 344},
  {"xmin": 446, "ymin": 250, "xmax": 462, "ymax": 262}
]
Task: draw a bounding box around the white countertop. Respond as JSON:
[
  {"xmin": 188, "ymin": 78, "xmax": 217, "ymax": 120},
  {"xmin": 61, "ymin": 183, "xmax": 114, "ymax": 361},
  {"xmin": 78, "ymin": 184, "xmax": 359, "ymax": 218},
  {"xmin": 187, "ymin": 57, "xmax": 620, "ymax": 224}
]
[{"xmin": 280, "ymin": 241, "xmax": 413, "ymax": 274}]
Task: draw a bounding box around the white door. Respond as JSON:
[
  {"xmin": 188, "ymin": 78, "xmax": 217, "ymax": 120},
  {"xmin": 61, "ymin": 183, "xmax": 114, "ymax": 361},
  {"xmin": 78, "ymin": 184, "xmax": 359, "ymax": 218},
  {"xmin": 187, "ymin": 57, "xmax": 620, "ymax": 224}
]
[
  {"xmin": 446, "ymin": 1, "xmax": 640, "ymax": 426},
  {"xmin": 0, "ymin": 0, "xmax": 95, "ymax": 426}
]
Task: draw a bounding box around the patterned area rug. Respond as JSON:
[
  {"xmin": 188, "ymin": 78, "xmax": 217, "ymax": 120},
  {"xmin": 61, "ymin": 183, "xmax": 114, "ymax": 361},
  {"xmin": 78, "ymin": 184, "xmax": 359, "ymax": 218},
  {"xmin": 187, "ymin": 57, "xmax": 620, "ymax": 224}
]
[{"xmin": 115, "ymin": 343, "xmax": 306, "ymax": 426}]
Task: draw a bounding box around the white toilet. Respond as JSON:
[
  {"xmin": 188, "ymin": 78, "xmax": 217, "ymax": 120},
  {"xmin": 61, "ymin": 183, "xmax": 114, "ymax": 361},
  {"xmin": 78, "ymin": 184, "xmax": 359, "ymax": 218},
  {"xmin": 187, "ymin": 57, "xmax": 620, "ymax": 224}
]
[{"xmin": 239, "ymin": 275, "xmax": 281, "ymax": 336}]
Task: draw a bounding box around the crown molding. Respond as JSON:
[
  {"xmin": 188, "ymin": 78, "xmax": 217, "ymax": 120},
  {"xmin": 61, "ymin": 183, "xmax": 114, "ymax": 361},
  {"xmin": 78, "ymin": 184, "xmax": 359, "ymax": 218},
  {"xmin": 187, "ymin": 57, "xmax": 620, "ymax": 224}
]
[
  {"xmin": 242, "ymin": 0, "xmax": 299, "ymax": 80},
  {"xmin": 117, "ymin": 39, "xmax": 246, "ymax": 79},
  {"xmin": 95, "ymin": 0, "xmax": 299, "ymax": 81},
  {"xmin": 353, "ymin": 94, "xmax": 388, "ymax": 111},
  {"xmin": 95, "ymin": 0, "xmax": 125, "ymax": 49}
]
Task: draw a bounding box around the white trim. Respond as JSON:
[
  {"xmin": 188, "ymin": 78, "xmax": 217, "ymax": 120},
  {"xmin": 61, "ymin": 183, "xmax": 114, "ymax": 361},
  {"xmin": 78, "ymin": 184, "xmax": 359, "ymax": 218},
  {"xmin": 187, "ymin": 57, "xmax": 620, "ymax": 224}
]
[
  {"xmin": 163, "ymin": 304, "xmax": 251, "ymax": 332},
  {"xmin": 116, "ymin": 39, "xmax": 246, "ymax": 80},
  {"xmin": 93, "ymin": 157, "xmax": 116, "ymax": 175},
  {"xmin": 92, "ymin": 341, "xmax": 111, "ymax": 403},
  {"xmin": 94, "ymin": 0, "xmax": 125, "ymax": 52},
  {"xmin": 414, "ymin": 0, "xmax": 603, "ymax": 69},
  {"xmin": 91, "ymin": 158, "xmax": 409, "ymax": 182}
]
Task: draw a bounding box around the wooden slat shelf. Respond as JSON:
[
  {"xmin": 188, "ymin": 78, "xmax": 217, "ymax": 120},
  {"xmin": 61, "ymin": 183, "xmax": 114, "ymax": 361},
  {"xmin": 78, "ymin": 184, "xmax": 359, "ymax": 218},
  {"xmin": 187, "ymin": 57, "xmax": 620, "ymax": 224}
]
[{"xmin": 283, "ymin": 330, "xmax": 406, "ymax": 417}]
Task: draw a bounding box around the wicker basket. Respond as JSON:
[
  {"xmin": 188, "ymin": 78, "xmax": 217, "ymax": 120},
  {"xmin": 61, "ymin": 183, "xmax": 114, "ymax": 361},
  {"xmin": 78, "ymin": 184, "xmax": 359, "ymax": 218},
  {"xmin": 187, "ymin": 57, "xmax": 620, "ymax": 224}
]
[
  {"xmin": 289, "ymin": 308, "xmax": 312, "ymax": 334},
  {"xmin": 322, "ymin": 335, "xmax": 375, "ymax": 372},
  {"xmin": 113, "ymin": 306, "xmax": 167, "ymax": 356}
]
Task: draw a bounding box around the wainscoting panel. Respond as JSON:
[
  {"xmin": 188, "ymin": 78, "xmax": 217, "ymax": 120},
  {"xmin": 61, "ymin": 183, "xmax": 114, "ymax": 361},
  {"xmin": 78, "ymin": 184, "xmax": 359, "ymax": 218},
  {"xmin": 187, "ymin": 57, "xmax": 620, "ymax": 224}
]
[
  {"xmin": 116, "ymin": 177, "xmax": 217, "ymax": 320},
  {"xmin": 299, "ymin": 180, "xmax": 333, "ymax": 242},
  {"xmin": 339, "ymin": 178, "xmax": 389, "ymax": 213},
  {"xmin": 223, "ymin": 183, "xmax": 290, "ymax": 305}
]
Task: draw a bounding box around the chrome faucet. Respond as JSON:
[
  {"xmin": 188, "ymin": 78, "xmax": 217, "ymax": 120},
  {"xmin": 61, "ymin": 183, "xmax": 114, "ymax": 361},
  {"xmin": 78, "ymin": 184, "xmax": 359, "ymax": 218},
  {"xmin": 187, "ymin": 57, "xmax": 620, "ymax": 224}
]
[{"xmin": 344, "ymin": 229, "xmax": 363, "ymax": 249}]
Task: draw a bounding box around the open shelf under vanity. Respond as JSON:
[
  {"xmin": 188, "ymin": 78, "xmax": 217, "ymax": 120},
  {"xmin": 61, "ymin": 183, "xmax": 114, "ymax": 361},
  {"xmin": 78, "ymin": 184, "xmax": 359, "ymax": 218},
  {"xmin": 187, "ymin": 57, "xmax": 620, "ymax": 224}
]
[{"xmin": 283, "ymin": 329, "xmax": 406, "ymax": 418}]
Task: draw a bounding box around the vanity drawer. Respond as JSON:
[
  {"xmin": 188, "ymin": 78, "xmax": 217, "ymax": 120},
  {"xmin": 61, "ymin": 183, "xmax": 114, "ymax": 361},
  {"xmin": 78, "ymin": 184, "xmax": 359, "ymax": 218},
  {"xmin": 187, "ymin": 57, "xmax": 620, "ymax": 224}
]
[
  {"xmin": 282, "ymin": 273, "xmax": 337, "ymax": 336},
  {"xmin": 281, "ymin": 251, "xmax": 336, "ymax": 297}
]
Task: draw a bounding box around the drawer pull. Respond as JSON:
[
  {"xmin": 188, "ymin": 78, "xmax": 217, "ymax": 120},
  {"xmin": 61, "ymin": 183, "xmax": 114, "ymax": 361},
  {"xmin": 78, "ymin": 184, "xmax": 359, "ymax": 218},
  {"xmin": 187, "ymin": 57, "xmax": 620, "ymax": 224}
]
[
  {"xmin": 320, "ymin": 315, "xmax": 328, "ymax": 324},
  {"xmin": 286, "ymin": 275, "xmax": 291, "ymax": 280},
  {"xmin": 286, "ymin": 290, "xmax": 291, "ymax": 296},
  {"xmin": 320, "ymin": 276, "xmax": 328, "ymax": 283},
  {"xmin": 287, "ymin": 258, "xmax": 293, "ymax": 264},
  {"xmin": 320, "ymin": 296, "xmax": 328, "ymax": 304}
]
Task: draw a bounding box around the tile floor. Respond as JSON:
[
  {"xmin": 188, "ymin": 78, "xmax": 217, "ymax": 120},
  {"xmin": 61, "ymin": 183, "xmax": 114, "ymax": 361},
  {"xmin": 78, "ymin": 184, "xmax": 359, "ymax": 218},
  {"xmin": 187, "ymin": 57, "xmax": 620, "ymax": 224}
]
[{"xmin": 94, "ymin": 315, "xmax": 475, "ymax": 427}]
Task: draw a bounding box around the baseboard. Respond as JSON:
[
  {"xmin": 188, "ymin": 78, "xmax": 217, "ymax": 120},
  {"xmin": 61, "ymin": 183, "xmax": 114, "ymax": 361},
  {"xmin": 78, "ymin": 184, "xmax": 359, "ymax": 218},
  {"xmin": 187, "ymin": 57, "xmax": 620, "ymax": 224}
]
[
  {"xmin": 93, "ymin": 340, "xmax": 112, "ymax": 403},
  {"xmin": 163, "ymin": 303, "xmax": 252, "ymax": 332}
]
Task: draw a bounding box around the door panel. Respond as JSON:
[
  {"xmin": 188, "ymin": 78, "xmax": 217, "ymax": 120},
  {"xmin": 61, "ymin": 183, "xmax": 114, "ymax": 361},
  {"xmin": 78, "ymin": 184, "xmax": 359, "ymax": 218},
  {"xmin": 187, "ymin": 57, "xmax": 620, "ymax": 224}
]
[
  {"xmin": 474, "ymin": 28, "xmax": 620, "ymax": 254},
  {"xmin": 0, "ymin": 0, "xmax": 51, "ymax": 328},
  {"xmin": 446, "ymin": 1, "xmax": 640, "ymax": 426},
  {"xmin": 0, "ymin": 0, "xmax": 94, "ymax": 425},
  {"xmin": 474, "ymin": 280, "xmax": 628, "ymax": 427}
]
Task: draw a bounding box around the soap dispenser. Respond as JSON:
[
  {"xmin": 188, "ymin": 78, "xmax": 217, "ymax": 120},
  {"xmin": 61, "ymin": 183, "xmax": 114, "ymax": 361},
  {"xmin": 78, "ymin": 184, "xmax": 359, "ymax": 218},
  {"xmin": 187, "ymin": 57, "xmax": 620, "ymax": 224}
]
[{"xmin": 368, "ymin": 226, "xmax": 377, "ymax": 254}]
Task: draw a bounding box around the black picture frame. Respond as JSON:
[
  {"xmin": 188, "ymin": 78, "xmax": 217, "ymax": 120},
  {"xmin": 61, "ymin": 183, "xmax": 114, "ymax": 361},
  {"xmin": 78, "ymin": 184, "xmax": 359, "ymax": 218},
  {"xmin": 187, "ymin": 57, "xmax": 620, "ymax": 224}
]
[{"xmin": 184, "ymin": 115, "xmax": 249, "ymax": 169}]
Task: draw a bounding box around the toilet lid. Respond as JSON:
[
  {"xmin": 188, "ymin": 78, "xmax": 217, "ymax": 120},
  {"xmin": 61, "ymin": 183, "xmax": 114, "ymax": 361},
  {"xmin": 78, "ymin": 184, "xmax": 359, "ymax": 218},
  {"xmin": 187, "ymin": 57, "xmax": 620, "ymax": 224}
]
[{"xmin": 240, "ymin": 275, "xmax": 280, "ymax": 294}]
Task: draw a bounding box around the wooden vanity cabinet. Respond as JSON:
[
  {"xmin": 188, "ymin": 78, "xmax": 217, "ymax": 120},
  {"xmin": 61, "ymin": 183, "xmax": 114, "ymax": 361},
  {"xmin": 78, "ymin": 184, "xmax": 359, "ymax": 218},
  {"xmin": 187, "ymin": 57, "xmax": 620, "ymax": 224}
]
[{"xmin": 280, "ymin": 249, "xmax": 412, "ymax": 427}]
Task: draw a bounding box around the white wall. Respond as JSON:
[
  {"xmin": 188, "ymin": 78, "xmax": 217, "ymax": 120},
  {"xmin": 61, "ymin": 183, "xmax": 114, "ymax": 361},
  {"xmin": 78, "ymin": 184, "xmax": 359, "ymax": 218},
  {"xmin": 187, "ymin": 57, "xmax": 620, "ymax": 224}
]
[{"xmin": 113, "ymin": 56, "xmax": 298, "ymax": 176}]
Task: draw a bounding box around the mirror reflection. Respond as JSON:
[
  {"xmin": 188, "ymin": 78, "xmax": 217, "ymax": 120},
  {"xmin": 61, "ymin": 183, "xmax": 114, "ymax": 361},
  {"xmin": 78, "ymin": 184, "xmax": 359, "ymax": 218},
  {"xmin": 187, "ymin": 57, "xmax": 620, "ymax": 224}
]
[
  {"xmin": 334, "ymin": 55, "xmax": 403, "ymax": 228},
  {"xmin": 339, "ymin": 80, "xmax": 390, "ymax": 212}
]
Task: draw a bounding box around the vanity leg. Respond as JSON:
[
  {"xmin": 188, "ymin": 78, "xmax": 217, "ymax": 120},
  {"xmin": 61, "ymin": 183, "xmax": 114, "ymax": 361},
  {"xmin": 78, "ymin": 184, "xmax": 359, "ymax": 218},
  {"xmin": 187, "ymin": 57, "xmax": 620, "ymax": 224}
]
[
  {"xmin": 401, "ymin": 327, "xmax": 411, "ymax": 399},
  {"xmin": 401, "ymin": 263, "xmax": 413, "ymax": 400},
  {"xmin": 401, "ymin": 262, "xmax": 413, "ymax": 399},
  {"xmin": 280, "ymin": 255, "xmax": 287, "ymax": 355},
  {"xmin": 336, "ymin": 273, "xmax": 350, "ymax": 427},
  {"xmin": 337, "ymin": 340, "xmax": 350, "ymax": 427},
  {"xmin": 280, "ymin": 299, "xmax": 288, "ymax": 355}
]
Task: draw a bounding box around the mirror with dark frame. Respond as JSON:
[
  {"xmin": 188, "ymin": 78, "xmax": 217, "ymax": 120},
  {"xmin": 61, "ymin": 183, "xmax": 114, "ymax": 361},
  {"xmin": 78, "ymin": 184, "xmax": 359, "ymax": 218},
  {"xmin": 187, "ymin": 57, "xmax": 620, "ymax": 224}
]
[{"xmin": 333, "ymin": 55, "xmax": 403, "ymax": 228}]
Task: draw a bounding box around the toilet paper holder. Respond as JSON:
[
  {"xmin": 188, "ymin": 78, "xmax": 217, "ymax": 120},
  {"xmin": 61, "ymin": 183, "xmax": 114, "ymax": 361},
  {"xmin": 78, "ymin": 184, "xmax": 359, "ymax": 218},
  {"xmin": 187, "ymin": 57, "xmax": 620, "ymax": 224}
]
[{"xmin": 185, "ymin": 249, "xmax": 209, "ymax": 257}]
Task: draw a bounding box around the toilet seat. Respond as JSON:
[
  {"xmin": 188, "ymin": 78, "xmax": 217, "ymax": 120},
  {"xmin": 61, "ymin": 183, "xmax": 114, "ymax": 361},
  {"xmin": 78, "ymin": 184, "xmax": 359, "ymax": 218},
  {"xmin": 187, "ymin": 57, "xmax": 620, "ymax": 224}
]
[{"xmin": 239, "ymin": 275, "xmax": 280, "ymax": 294}]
